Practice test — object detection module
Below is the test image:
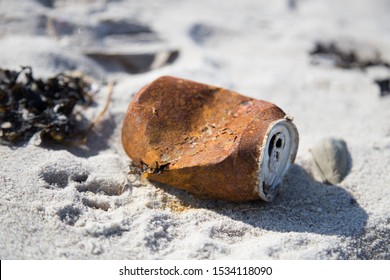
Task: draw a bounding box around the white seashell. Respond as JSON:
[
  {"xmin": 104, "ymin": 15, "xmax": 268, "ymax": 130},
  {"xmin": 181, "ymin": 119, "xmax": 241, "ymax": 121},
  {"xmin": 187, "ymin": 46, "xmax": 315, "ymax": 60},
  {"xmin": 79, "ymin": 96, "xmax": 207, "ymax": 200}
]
[{"xmin": 310, "ymin": 137, "xmax": 351, "ymax": 185}]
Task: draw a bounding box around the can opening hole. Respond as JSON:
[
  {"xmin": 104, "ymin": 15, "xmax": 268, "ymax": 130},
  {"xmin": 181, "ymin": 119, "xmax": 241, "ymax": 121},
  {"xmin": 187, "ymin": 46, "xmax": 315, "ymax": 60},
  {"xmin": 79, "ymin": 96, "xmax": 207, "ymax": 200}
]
[
  {"xmin": 268, "ymin": 135, "xmax": 277, "ymax": 157},
  {"xmin": 276, "ymin": 138, "xmax": 282, "ymax": 148},
  {"xmin": 268, "ymin": 134, "xmax": 283, "ymax": 157}
]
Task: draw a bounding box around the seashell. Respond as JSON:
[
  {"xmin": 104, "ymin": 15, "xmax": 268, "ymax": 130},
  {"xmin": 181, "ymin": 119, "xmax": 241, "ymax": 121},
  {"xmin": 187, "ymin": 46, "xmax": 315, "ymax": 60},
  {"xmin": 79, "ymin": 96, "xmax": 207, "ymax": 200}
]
[
  {"xmin": 310, "ymin": 137, "xmax": 351, "ymax": 185},
  {"xmin": 121, "ymin": 76, "xmax": 299, "ymax": 202}
]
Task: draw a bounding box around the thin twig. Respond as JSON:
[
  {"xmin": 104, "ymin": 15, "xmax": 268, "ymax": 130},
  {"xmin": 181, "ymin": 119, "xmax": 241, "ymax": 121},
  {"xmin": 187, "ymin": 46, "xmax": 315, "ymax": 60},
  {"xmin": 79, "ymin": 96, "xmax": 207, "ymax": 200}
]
[{"xmin": 76, "ymin": 81, "xmax": 114, "ymax": 145}]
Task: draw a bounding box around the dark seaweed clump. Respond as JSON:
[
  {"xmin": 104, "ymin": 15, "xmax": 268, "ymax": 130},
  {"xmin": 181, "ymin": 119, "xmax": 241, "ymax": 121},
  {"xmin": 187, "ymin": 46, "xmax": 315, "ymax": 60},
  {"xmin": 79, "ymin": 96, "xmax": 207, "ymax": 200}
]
[
  {"xmin": 0, "ymin": 66, "xmax": 94, "ymax": 145},
  {"xmin": 374, "ymin": 79, "xmax": 390, "ymax": 97},
  {"xmin": 309, "ymin": 42, "xmax": 390, "ymax": 70},
  {"xmin": 310, "ymin": 42, "xmax": 390, "ymax": 97}
]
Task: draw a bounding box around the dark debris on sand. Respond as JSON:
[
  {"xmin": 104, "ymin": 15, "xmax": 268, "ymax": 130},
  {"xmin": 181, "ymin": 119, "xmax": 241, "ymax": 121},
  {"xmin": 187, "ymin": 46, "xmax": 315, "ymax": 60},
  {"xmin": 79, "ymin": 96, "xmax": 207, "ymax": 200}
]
[
  {"xmin": 374, "ymin": 79, "xmax": 390, "ymax": 97},
  {"xmin": 0, "ymin": 66, "xmax": 95, "ymax": 145},
  {"xmin": 310, "ymin": 42, "xmax": 390, "ymax": 97},
  {"xmin": 309, "ymin": 42, "xmax": 390, "ymax": 70}
]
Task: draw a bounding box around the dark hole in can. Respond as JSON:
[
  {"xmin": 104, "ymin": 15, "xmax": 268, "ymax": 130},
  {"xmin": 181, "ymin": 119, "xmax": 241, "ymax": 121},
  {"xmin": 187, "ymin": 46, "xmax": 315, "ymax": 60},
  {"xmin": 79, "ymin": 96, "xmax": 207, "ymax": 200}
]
[
  {"xmin": 268, "ymin": 134, "xmax": 277, "ymax": 157},
  {"xmin": 276, "ymin": 138, "xmax": 282, "ymax": 148}
]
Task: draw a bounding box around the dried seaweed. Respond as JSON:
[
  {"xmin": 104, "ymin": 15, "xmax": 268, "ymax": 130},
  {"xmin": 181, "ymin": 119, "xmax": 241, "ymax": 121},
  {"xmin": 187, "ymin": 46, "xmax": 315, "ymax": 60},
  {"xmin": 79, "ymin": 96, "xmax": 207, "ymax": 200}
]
[
  {"xmin": 0, "ymin": 66, "xmax": 95, "ymax": 145},
  {"xmin": 374, "ymin": 79, "xmax": 390, "ymax": 97},
  {"xmin": 309, "ymin": 42, "xmax": 390, "ymax": 70},
  {"xmin": 309, "ymin": 42, "xmax": 390, "ymax": 97}
]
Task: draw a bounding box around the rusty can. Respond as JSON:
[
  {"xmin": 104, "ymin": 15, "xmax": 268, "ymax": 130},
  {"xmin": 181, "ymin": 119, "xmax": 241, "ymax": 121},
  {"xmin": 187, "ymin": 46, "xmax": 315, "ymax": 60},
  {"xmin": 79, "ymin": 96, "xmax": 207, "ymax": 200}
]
[{"xmin": 122, "ymin": 76, "xmax": 299, "ymax": 202}]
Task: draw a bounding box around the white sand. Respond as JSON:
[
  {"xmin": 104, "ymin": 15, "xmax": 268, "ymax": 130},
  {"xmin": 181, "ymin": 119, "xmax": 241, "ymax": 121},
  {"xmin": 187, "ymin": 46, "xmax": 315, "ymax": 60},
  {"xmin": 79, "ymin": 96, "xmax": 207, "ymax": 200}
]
[{"xmin": 1, "ymin": 0, "xmax": 390, "ymax": 259}]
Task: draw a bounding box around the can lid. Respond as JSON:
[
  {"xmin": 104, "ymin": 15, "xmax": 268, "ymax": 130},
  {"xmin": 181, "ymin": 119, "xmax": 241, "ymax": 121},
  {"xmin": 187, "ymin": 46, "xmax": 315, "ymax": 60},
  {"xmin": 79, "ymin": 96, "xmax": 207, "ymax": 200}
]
[{"xmin": 257, "ymin": 118, "xmax": 299, "ymax": 201}]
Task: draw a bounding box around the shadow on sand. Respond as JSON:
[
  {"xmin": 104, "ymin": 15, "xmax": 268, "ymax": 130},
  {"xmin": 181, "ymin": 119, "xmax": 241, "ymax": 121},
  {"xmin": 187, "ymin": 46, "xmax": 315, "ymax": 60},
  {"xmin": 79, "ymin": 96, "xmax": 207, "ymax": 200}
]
[
  {"xmin": 152, "ymin": 164, "xmax": 367, "ymax": 237},
  {"xmin": 39, "ymin": 116, "xmax": 117, "ymax": 158}
]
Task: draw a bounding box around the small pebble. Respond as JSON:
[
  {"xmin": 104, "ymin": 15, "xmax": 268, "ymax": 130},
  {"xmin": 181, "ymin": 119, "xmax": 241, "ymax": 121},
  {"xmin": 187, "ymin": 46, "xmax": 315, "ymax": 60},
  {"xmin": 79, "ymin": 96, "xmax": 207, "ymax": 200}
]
[
  {"xmin": 1, "ymin": 122, "xmax": 12, "ymax": 129},
  {"xmin": 310, "ymin": 137, "xmax": 351, "ymax": 185}
]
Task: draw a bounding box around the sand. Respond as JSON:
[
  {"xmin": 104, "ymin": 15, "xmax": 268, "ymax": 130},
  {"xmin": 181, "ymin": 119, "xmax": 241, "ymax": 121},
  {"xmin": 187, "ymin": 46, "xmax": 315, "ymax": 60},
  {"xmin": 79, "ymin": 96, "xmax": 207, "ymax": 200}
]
[{"xmin": 0, "ymin": 0, "xmax": 390, "ymax": 259}]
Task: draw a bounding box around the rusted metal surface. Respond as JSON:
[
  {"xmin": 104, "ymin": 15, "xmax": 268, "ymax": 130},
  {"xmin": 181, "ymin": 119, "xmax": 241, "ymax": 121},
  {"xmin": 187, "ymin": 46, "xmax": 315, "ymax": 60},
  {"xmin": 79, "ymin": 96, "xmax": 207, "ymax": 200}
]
[{"xmin": 122, "ymin": 76, "xmax": 298, "ymax": 202}]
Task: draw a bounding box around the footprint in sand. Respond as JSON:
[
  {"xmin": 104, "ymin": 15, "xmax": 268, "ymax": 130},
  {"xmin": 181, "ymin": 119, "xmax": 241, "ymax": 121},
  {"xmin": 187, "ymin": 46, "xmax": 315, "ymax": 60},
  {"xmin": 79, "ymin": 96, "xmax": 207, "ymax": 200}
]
[{"xmin": 38, "ymin": 153, "xmax": 130, "ymax": 224}]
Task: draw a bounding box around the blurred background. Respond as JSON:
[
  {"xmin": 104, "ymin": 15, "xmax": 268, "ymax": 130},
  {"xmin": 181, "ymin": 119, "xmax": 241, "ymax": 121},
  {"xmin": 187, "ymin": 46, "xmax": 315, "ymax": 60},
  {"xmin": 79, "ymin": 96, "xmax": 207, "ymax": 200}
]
[{"xmin": 3, "ymin": 0, "xmax": 389, "ymax": 148}]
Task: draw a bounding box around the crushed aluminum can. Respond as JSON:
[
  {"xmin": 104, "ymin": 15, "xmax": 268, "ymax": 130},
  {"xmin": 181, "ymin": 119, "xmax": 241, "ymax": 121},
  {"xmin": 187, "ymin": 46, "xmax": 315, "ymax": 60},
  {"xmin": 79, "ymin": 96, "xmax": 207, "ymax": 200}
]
[{"xmin": 122, "ymin": 76, "xmax": 299, "ymax": 202}]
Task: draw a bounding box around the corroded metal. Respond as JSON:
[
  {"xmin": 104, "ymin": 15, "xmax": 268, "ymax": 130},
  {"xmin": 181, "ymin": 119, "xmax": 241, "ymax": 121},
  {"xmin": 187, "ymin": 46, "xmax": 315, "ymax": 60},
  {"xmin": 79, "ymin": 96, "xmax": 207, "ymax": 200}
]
[{"xmin": 122, "ymin": 76, "xmax": 299, "ymax": 202}]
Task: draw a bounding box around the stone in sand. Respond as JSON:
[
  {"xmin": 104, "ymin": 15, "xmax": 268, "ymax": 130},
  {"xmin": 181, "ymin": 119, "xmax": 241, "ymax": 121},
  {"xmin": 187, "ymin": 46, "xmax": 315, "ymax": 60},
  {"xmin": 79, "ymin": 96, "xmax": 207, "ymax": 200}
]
[{"xmin": 310, "ymin": 137, "xmax": 351, "ymax": 184}]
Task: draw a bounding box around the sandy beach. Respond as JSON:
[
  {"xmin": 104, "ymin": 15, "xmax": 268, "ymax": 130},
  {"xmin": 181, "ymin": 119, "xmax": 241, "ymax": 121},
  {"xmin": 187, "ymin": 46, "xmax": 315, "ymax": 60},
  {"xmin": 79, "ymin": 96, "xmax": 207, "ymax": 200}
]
[{"xmin": 1, "ymin": 0, "xmax": 390, "ymax": 259}]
